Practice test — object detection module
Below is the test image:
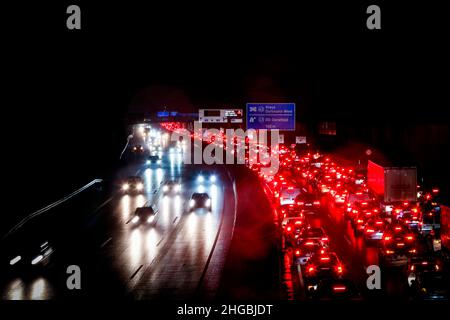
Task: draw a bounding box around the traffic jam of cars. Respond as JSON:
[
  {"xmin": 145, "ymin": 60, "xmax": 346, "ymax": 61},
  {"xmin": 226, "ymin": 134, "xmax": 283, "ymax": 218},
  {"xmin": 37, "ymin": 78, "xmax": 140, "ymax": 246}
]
[{"xmin": 250, "ymin": 143, "xmax": 449, "ymax": 300}]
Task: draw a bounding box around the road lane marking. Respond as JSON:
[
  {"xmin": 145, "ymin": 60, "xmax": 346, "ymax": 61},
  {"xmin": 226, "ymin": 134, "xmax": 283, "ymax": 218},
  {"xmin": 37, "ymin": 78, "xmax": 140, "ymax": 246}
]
[
  {"xmin": 156, "ymin": 237, "xmax": 164, "ymax": 247},
  {"xmin": 344, "ymin": 235, "xmax": 352, "ymax": 246},
  {"xmin": 100, "ymin": 237, "xmax": 112, "ymax": 248},
  {"xmin": 297, "ymin": 264, "xmax": 306, "ymax": 299},
  {"xmin": 130, "ymin": 265, "xmax": 144, "ymax": 280}
]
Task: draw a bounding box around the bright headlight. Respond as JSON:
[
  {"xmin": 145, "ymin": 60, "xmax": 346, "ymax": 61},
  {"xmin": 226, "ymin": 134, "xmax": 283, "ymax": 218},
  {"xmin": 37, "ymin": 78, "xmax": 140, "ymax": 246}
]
[
  {"xmin": 122, "ymin": 183, "xmax": 129, "ymax": 191},
  {"xmin": 31, "ymin": 255, "xmax": 43, "ymax": 265},
  {"xmin": 163, "ymin": 185, "xmax": 169, "ymax": 192},
  {"xmin": 210, "ymin": 175, "xmax": 216, "ymax": 183},
  {"xmin": 147, "ymin": 216, "xmax": 155, "ymax": 223},
  {"xmin": 174, "ymin": 184, "xmax": 181, "ymax": 192},
  {"xmin": 205, "ymin": 199, "xmax": 211, "ymax": 207},
  {"xmin": 136, "ymin": 183, "xmax": 144, "ymax": 190},
  {"xmin": 198, "ymin": 175, "xmax": 204, "ymax": 183},
  {"xmin": 132, "ymin": 216, "xmax": 140, "ymax": 224},
  {"xmin": 189, "ymin": 199, "xmax": 195, "ymax": 207},
  {"xmin": 10, "ymin": 255, "xmax": 21, "ymax": 266}
]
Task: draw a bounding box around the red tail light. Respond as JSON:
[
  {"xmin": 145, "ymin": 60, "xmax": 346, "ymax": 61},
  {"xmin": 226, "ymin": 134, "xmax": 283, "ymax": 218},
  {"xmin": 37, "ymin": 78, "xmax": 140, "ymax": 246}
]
[
  {"xmin": 320, "ymin": 256, "xmax": 330, "ymax": 261},
  {"xmin": 357, "ymin": 219, "xmax": 364, "ymax": 224},
  {"xmin": 295, "ymin": 250, "xmax": 301, "ymax": 256},
  {"xmin": 305, "ymin": 241, "xmax": 314, "ymax": 246},
  {"xmin": 337, "ymin": 265, "xmax": 343, "ymax": 274},
  {"xmin": 321, "ymin": 237, "xmax": 329, "ymax": 242},
  {"xmin": 366, "ymin": 229, "xmax": 375, "ymax": 233},
  {"xmin": 297, "ymin": 202, "xmax": 304, "ymax": 206},
  {"xmin": 313, "ymin": 201, "xmax": 320, "ymax": 206},
  {"xmin": 308, "ymin": 266, "xmax": 315, "ymax": 273},
  {"xmin": 406, "ymin": 235, "xmax": 414, "ymax": 241},
  {"xmin": 333, "ymin": 285, "xmax": 346, "ymax": 292},
  {"xmin": 287, "ymin": 226, "xmax": 292, "ymax": 232},
  {"xmin": 384, "ymin": 235, "xmax": 391, "ymax": 241}
]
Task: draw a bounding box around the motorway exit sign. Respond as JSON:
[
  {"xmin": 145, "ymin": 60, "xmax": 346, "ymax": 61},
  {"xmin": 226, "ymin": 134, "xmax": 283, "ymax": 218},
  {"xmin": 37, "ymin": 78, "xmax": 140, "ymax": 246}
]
[{"xmin": 246, "ymin": 103, "xmax": 296, "ymax": 131}]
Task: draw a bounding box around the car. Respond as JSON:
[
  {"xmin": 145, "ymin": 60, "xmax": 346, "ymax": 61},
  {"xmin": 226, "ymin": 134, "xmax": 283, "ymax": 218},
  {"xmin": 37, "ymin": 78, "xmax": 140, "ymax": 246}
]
[
  {"xmin": 189, "ymin": 193, "xmax": 211, "ymax": 211},
  {"xmin": 196, "ymin": 172, "xmax": 217, "ymax": 183},
  {"xmin": 409, "ymin": 271, "xmax": 449, "ymax": 300},
  {"xmin": 304, "ymin": 252, "xmax": 344, "ymax": 287},
  {"xmin": 363, "ymin": 218, "xmax": 386, "ymax": 241},
  {"xmin": 310, "ymin": 278, "xmax": 360, "ymax": 300},
  {"xmin": 407, "ymin": 257, "xmax": 441, "ymax": 287},
  {"xmin": 379, "ymin": 224, "xmax": 417, "ymax": 266},
  {"xmin": 279, "ymin": 204, "xmax": 304, "ymax": 224},
  {"xmin": 132, "ymin": 145, "xmax": 145, "ymax": 153},
  {"xmin": 283, "ymin": 217, "xmax": 308, "ymax": 247},
  {"xmin": 344, "ymin": 192, "xmax": 373, "ymax": 218},
  {"xmin": 295, "ymin": 193, "xmax": 321, "ymax": 213},
  {"xmin": 297, "ymin": 227, "xmax": 329, "ymax": 247},
  {"xmin": 130, "ymin": 206, "xmax": 157, "ymax": 227},
  {"xmin": 122, "ymin": 176, "xmax": 144, "ymax": 194},
  {"xmin": 346, "ymin": 199, "xmax": 377, "ymax": 221},
  {"xmin": 293, "ymin": 239, "xmax": 326, "ymax": 265},
  {"xmin": 146, "ymin": 154, "xmax": 162, "ymax": 165},
  {"xmin": 162, "ymin": 180, "xmax": 181, "ymax": 195},
  {"xmin": 352, "ymin": 208, "xmax": 379, "ymax": 235},
  {"xmin": 279, "ymin": 185, "xmax": 302, "ymax": 206},
  {"xmin": 6, "ymin": 239, "xmax": 54, "ymax": 273}
]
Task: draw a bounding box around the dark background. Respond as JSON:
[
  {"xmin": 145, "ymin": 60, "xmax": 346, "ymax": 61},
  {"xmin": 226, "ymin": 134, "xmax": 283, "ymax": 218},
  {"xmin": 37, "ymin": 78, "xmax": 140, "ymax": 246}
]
[{"xmin": 2, "ymin": 1, "xmax": 449, "ymax": 232}]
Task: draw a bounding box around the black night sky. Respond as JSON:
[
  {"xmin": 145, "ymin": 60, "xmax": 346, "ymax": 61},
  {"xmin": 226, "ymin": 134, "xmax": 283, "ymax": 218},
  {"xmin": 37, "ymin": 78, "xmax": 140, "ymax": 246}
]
[{"xmin": 3, "ymin": 2, "xmax": 449, "ymax": 217}]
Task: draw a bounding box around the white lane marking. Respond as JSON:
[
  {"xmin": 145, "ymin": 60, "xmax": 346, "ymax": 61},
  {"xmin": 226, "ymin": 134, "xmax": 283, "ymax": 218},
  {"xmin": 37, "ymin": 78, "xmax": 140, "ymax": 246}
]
[
  {"xmin": 129, "ymin": 264, "xmax": 144, "ymax": 280},
  {"xmin": 100, "ymin": 237, "xmax": 112, "ymax": 248},
  {"xmin": 297, "ymin": 264, "xmax": 305, "ymax": 298},
  {"xmin": 344, "ymin": 235, "xmax": 352, "ymax": 246}
]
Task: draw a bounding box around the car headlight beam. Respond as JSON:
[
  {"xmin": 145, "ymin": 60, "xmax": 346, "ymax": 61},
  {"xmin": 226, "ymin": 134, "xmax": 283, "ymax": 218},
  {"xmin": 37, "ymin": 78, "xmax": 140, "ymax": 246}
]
[
  {"xmin": 10, "ymin": 255, "xmax": 21, "ymax": 266},
  {"xmin": 31, "ymin": 255, "xmax": 44, "ymax": 265}
]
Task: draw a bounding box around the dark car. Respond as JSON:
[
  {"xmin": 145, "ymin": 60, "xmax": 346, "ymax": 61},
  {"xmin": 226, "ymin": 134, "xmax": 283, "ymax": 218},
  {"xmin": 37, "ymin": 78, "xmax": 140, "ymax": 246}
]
[
  {"xmin": 122, "ymin": 176, "xmax": 144, "ymax": 194},
  {"xmin": 295, "ymin": 193, "xmax": 321, "ymax": 214},
  {"xmin": 310, "ymin": 278, "xmax": 360, "ymax": 300},
  {"xmin": 132, "ymin": 145, "xmax": 145, "ymax": 153},
  {"xmin": 147, "ymin": 153, "xmax": 161, "ymax": 165},
  {"xmin": 4, "ymin": 239, "xmax": 54, "ymax": 274},
  {"xmin": 162, "ymin": 180, "xmax": 181, "ymax": 195},
  {"xmin": 298, "ymin": 227, "xmax": 329, "ymax": 247},
  {"xmin": 304, "ymin": 252, "xmax": 344, "ymax": 287},
  {"xmin": 189, "ymin": 193, "xmax": 211, "ymax": 211},
  {"xmin": 130, "ymin": 206, "xmax": 157, "ymax": 226},
  {"xmin": 410, "ymin": 272, "xmax": 449, "ymax": 301},
  {"xmin": 293, "ymin": 239, "xmax": 326, "ymax": 265}
]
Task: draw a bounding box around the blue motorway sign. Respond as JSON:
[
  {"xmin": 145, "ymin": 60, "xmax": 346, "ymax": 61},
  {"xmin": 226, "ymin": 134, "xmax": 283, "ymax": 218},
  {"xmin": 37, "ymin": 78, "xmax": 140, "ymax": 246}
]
[{"xmin": 246, "ymin": 103, "xmax": 296, "ymax": 131}]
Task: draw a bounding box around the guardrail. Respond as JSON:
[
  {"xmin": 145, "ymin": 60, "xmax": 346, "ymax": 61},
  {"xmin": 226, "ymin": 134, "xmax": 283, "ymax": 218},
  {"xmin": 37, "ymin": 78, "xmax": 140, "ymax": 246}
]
[{"xmin": 3, "ymin": 179, "xmax": 103, "ymax": 239}]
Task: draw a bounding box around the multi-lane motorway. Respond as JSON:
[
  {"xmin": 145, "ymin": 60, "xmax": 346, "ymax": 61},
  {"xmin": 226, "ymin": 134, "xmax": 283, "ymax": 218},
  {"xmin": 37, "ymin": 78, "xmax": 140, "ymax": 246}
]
[
  {"xmin": 1, "ymin": 126, "xmax": 447, "ymax": 302},
  {"xmin": 0, "ymin": 129, "xmax": 240, "ymax": 300}
]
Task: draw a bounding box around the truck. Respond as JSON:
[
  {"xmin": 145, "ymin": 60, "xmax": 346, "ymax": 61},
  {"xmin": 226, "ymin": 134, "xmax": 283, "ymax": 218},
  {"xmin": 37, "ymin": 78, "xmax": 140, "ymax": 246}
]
[
  {"xmin": 367, "ymin": 160, "xmax": 417, "ymax": 204},
  {"xmin": 439, "ymin": 205, "xmax": 450, "ymax": 253}
]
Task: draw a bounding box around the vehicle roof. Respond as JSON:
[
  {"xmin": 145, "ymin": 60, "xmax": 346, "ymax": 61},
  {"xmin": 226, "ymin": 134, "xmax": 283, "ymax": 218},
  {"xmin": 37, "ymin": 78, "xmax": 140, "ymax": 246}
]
[
  {"xmin": 300, "ymin": 227, "xmax": 325, "ymax": 237},
  {"xmin": 192, "ymin": 192, "xmax": 209, "ymax": 198},
  {"xmin": 135, "ymin": 207, "xmax": 155, "ymax": 216}
]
